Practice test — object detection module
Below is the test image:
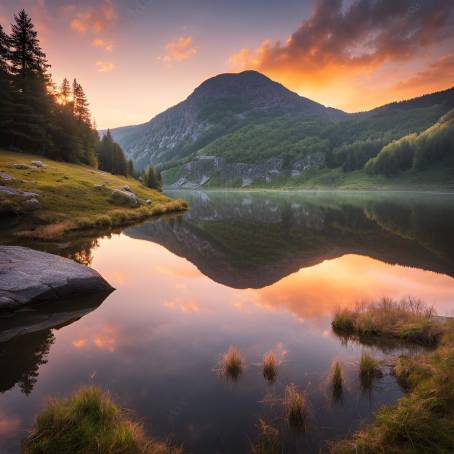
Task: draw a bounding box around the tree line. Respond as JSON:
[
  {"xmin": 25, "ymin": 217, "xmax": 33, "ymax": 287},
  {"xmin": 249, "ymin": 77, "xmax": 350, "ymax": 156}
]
[
  {"xmin": 0, "ymin": 10, "xmax": 133, "ymax": 178},
  {"xmin": 366, "ymin": 109, "xmax": 454, "ymax": 176}
]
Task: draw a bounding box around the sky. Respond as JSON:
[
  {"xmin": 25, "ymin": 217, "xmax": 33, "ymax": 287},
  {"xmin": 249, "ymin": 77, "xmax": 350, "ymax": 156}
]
[{"xmin": 0, "ymin": 0, "xmax": 453, "ymax": 129}]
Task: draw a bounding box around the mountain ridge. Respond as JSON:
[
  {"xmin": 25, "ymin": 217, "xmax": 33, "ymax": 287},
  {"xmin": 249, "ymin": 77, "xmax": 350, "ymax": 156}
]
[{"xmin": 108, "ymin": 71, "xmax": 454, "ymax": 188}]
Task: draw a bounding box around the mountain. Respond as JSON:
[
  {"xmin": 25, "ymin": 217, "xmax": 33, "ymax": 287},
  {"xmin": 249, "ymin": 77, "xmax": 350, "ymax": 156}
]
[
  {"xmin": 110, "ymin": 71, "xmax": 454, "ymax": 188},
  {"xmin": 109, "ymin": 71, "xmax": 346, "ymax": 169}
]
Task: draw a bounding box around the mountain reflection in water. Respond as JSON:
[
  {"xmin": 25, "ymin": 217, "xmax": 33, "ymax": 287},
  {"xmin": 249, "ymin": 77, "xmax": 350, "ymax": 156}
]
[{"xmin": 127, "ymin": 190, "xmax": 454, "ymax": 288}]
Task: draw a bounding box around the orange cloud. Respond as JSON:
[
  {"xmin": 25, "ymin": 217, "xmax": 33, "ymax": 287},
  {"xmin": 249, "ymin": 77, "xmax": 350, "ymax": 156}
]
[
  {"xmin": 72, "ymin": 338, "xmax": 87, "ymax": 349},
  {"xmin": 96, "ymin": 60, "xmax": 115, "ymax": 72},
  {"xmin": 250, "ymin": 254, "xmax": 454, "ymax": 321},
  {"xmin": 92, "ymin": 37, "xmax": 114, "ymax": 53},
  {"xmin": 393, "ymin": 53, "xmax": 454, "ymax": 96},
  {"xmin": 229, "ymin": 0, "xmax": 454, "ymax": 111},
  {"xmin": 93, "ymin": 325, "xmax": 118, "ymax": 352},
  {"xmin": 162, "ymin": 298, "xmax": 200, "ymax": 314},
  {"xmin": 67, "ymin": 0, "xmax": 118, "ymax": 35},
  {"xmin": 161, "ymin": 36, "xmax": 197, "ymax": 64}
]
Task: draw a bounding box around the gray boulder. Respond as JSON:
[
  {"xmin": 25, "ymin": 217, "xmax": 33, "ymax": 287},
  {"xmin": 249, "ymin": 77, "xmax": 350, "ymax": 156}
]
[
  {"xmin": 22, "ymin": 198, "xmax": 41, "ymax": 211},
  {"xmin": 0, "ymin": 172, "xmax": 13, "ymax": 183},
  {"xmin": 31, "ymin": 160, "xmax": 45, "ymax": 168},
  {"xmin": 111, "ymin": 189, "xmax": 138, "ymax": 207},
  {"xmin": 11, "ymin": 163, "xmax": 31, "ymax": 170},
  {"xmin": 0, "ymin": 246, "xmax": 114, "ymax": 310}
]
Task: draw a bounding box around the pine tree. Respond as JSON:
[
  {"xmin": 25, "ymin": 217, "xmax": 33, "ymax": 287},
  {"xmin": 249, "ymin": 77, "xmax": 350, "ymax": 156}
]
[
  {"xmin": 8, "ymin": 10, "xmax": 50, "ymax": 77},
  {"xmin": 60, "ymin": 77, "xmax": 71, "ymax": 105},
  {"xmin": 143, "ymin": 165, "xmax": 162, "ymax": 190},
  {"xmin": 72, "ymin": 79, "xmax": 90, "ymax": 124},
  {"xmin": 127, "ymin": 159, "xmax": 134, "ymax": 177},
  {"xmin": 8, "ymin": 10, "xmax": 52, "ymax": 152},
  {"xmin": 0, "ymin": 24, "xmax": 14, "ymax": 147}
]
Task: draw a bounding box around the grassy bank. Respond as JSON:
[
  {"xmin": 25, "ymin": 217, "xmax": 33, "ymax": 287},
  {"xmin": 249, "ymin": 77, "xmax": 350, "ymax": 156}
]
[
  {"xmin": 0, "ymin": 151, "xmax": 187, "ymax": 239},
  {"xmin": 332, "ymin": 298, "xmax": 442, "ymax": 346},
  {"xmin": 331, "ymin": 301, "xmax": 454, "ymax": 453},
  {"xmin": 23, "ymin": 386, "xmax": 180, "ymax": 454}
]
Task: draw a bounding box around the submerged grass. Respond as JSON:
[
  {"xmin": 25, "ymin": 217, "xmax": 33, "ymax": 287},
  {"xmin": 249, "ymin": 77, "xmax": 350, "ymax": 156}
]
[
  {"xmin": 0, "ymin": 150, "xmax": 187, "ymax": 240},
  {"xmin": 221, "ymin": 345, "xmax": 245, "ymax": 381},
  {"xmin": 331, "ymin": 316, "xmax": 454, "ymax": 453},
  {"xmin": 359, "ymin": 353, "xmax": 383, "ymax": 390},
  {"xmin": 249, "ymin": 418, "xmax": 283, "ymax": 454},
  {"xmin": 331, "ymin": 361, "xmax": 343, "ymax": 388},
  {"xmin": 23, "ymin": 386, "xmax": 181, "ymax": 454},
  {"xmin": 284, "ymin": 384, "xmax": 305, "ymax": 429},
  {"xmin": 332, "ymin": 297, "xmax": 442, "ymax": 346},
  {"xmin": 263, "ymin": 351, "xmax": 278, "ymax": 383}
]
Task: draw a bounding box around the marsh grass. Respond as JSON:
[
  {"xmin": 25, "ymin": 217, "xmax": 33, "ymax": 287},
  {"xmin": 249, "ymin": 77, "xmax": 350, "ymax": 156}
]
[
  {"xmin": 332, "ymin": 298, "xmax": 441, "ymax": 346},
  {"xmin": 221, "ymin": 345, "xmax": 245, "ymax": 382},
  {"xmin": 263, "ymin": 351, "xmax": 278, "ymax": 383},
  {"xmin": 331, "ymin": 320, "xmax": 454, "ymax": 453},
  {"xmin": 284, "ymin": 384, "xmax": 305, "ymax": 429},
  {"xmin": 23, "ymin": 386, "xmax": 180, "ymax": 454},
  {"xmin": 250, "ymin": 419, "xmax": 283, "ymax": 454},
  {"xmin": 359, "ymin": 353, "xmax": 383, "ymax": 390},
  {"xmin": 331, "ymin": 361, "xmax": 343, "ymax": 400}
]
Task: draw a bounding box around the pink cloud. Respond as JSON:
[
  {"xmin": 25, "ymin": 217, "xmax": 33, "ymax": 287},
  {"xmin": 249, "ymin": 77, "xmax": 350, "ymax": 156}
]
[{"xmin": 161, "ymin": 35, "xmax": 197, "ymax": 64}]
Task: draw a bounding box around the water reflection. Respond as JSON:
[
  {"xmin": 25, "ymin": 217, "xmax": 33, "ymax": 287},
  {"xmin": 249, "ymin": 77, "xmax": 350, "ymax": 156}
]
[
  {"xmin": 0, "ymin": 293, "xmax": 110, "ymax": 394},
  {"xmin": 127, "ymin": 191, "xmax": 454, "ymax": 289},
  {"xmin": 0, "ymin": 191, "xmax": 453, "ymax": 453}
]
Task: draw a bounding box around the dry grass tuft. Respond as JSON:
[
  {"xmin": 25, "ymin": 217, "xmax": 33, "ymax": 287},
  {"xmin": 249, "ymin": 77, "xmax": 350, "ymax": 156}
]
[
  {"xmin": 263, "ymin": 351, "xmax": 278, "ymax": 383},
  {"xmin": 332, "ymin": 298, "xmax": 442, "ymax": 345},
  {"xmin": 221, "ymin": 345, "xmax": 245, "ymax": 381},
  {"xmin": 284, "ymin": 384, "xmax": 305, "ymax": 429}
]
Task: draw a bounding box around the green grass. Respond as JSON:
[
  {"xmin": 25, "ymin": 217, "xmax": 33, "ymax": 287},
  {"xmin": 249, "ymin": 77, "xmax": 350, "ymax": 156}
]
[
  {"xmin": 332, "ymin": 320, "xmax": 454, "ymax": 453},
  {"xmin": 332, "ymin": 298, "xmax": 442, "ymax": 346},
  {"xmin": 0, "ymin": 151, "xmax": 187, "ymax": 239},
  {"xmin": 23, "ymin": 386, "xmax": 181, "ymax": 454}
]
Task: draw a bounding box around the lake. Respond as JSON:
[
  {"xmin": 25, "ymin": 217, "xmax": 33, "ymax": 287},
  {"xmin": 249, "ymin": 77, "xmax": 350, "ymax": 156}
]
[{"xmin": 1, "ymin": 190, "xmax": 454, "ymax": 453}]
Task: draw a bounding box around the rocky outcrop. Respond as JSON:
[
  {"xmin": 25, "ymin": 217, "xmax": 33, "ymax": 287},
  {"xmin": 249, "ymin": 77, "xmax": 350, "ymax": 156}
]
[
  {"xmin": 111, "ymin": 189, "xmax": 139, "ymax": 207},
  {"xmin": 165, "ymin": 153, "xmax": 325, "ymax": 188},
  {"xmin": 0, "ymin": 247, "xmax": 113, "ymax": 310},
  {"xmin": 0, "ymin": 186, "xmax": 42, "ymax": 213}
]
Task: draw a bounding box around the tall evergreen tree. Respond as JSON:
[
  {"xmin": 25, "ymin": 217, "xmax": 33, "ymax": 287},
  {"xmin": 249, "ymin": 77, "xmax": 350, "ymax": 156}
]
[
  {"xmin": 60, "ymin": 77, "xmax": 71, "ymax": 105},
  {"xmin": 8, "ymin": 10, "xmax": 52, "ymax": 152},
  {"xmin": 73, "ymin": 79, "xmax": 90, "ymax": 124},
  {"xmin": 0, "ymin": 24, "xmax": 14, "ymax": 146},
  {"xmin": 143, "ymin": 165, "xmax": 162, "ymax": 190}
]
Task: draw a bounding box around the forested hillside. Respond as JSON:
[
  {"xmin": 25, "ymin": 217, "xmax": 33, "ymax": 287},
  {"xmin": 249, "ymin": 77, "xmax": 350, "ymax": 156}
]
[
  {"xmin": 366, "ymin": 109, "xmax": 454, "ymax": 176},
  {"xmin": 0, "ymin": 10, "xmax": 132, "ymax": 177}
]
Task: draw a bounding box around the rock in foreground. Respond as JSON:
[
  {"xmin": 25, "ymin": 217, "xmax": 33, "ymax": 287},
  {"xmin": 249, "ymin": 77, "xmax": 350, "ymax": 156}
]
[{"xmin": 0, "ymin": 246, "xmax": 114, "ymax": 310}]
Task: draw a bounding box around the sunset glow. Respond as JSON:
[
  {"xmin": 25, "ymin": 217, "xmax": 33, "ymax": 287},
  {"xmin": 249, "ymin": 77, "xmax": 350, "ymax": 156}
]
[{"xmin": 1, "ymin": 0, "xmax": 452, "ymax": 128}]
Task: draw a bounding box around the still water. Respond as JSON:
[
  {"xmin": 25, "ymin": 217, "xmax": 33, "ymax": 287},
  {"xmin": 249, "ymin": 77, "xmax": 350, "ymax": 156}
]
[{"xmin": 1, "ymin": 191, "xmax": 454, "ymax": 453}]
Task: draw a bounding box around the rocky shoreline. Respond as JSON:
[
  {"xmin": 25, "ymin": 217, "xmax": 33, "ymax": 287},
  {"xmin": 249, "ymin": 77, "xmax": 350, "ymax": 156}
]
[{"xmin": 0, "ymin": 246, "xmax": 113, "ymax": 310}]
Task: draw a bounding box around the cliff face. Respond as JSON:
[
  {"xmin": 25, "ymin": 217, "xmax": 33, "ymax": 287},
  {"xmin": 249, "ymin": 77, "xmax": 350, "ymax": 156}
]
[
  {"xmin": 165, "ymin": 153, "xmax": 326, "ymax": 188},
  {"xmin": 110, "ymin": 71, "xmax": 345, "ymax": 169}
]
